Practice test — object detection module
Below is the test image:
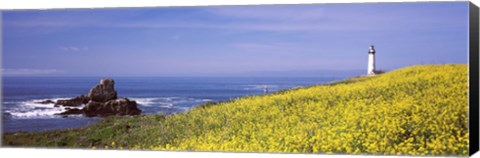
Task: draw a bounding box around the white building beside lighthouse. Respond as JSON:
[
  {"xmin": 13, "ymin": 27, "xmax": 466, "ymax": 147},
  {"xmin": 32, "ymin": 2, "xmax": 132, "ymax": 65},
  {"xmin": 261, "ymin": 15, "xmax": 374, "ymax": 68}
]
[{"xmin": 367, "ymin": 45, "xmax": 376, "ymax": 76}]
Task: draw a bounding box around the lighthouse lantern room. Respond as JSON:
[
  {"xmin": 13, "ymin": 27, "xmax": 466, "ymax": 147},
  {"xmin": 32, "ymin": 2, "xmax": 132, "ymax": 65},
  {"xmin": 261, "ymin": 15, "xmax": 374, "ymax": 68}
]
[{"xmin": 367, "ymin": 45, "xmax": 376, "ymax": 76}]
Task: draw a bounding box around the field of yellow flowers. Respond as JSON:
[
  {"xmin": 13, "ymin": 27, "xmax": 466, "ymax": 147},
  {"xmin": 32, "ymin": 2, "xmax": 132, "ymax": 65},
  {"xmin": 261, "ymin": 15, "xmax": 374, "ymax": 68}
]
[{"xmin": 3, "ymin": 64, "xmax": 469, "ymax": 156}]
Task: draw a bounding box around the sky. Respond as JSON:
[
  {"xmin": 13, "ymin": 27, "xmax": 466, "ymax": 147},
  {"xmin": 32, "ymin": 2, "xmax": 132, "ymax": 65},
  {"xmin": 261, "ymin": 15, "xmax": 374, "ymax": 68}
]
[{"xmin": 1, "ymin": 2, "xmax": 469, "ymax": 77}]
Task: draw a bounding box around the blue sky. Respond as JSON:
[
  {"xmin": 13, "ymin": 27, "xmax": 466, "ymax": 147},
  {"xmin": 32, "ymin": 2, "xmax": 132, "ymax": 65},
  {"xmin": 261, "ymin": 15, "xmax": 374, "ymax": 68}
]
[{"xmin": 2, "ymin": 2, "xmax": 469, "ymax": 77}]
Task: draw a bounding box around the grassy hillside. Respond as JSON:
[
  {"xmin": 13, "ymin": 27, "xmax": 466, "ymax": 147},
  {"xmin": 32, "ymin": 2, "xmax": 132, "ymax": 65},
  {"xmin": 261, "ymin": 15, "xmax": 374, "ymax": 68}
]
[{"xmin": 3, "ymin": 64, "xmax": 468, "ymax": 156}]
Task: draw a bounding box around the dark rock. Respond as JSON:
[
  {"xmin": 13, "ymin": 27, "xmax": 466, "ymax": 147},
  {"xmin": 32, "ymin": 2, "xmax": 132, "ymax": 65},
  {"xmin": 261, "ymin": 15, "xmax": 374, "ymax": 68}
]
[
  {"xmin": 54, "ymin": 95, "xmax": 90, "ymax": 107},
  {"xmin": 57, "ymin": 108, "xmax": 83, "ymax": 115},
  {"xmin": 83, "ymin": 98, "xmax": 141, "ymax": 117},
  {"xmin": 87, "ymin": 78, "xmax": 118, "ymax": 102},
  {"xmin": 52, "ymin": 78, "xmax": 141, "ymax": 117},
  {"xmin": 35, "ymin": 100, "xmax": 55, "ymax": 104},
  {"xmin": 83, "ymin": 100, "xmax": 103, "ymax": 117},
  {"xmin": 104, "ymin": 98, "xmax": 142, "ymax": 116}
]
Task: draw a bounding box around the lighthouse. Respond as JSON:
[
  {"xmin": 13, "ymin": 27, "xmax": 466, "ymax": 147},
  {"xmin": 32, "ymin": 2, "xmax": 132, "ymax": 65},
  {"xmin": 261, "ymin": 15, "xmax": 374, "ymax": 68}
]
[{"xmin": 367, "ymin": 45, "xmax": 376, "ymax": 76}]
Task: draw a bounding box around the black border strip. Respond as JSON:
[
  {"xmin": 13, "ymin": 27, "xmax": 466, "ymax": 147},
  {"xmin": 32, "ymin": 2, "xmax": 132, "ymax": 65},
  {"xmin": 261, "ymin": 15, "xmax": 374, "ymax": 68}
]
[{"xmin": 470, "ymin": 1, "xmax": 479, "ymax": 156}]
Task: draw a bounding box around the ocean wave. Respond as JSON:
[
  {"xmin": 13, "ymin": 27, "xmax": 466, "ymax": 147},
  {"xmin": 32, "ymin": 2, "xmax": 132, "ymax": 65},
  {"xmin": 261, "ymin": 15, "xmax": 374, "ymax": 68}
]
[
  {"xmin": 2, "ymin": 101, "xmax": 20, "ymax": 104},
  {"xmin": 4, "ymin": 96, "xmax": 212, "ymax": 119},
  {"xmin": 243, "ymin": 84, "xmax": 280, "ymax": 90},
  {"xmin": 173, "ymin": 106, "xmax": 191, "ymax": 111},
  {"xmin": 202, "ymin": 99, "xmax": 213, "ymax": 102},
  {"xmin": 129, "ymin": 97, "xmax": 157, "ymax": 105},
  {"xmin": 130, "ymin": 97, "xmax": 212, "ymax": 108},
  {"xmin": 159, "ymin": 103, "xmax": 174, "ymax": 108},
  {"xmin": 6, "ymin": 109, "xmax": 64, "ymax": 118},
  {"xmin": 5, "ymin": 97, "xmax": 82, "ymax": 119}
]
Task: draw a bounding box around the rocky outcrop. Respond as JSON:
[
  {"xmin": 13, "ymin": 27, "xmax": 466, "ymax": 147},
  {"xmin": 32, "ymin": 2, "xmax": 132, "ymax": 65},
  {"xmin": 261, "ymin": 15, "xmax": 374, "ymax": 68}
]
[
  {"xmin": 87, "ymin": 79, "xmax": 117, "ymax": 102},
  {"xmin": 39, "ymin": 78, "xmax": 142, "ymax": 117},
  {"xmin": 54, "ymin": 95, "xmax": 90, "ymax": 107},
  {"xmin": 35, "ymin": 100, "xmax": 55, "ymax": 104},
  {"xmin": 84, "ymin": 98, "xmax": 141, "ymax": 117},
  {"xmin": 57, "ymin": 108, "xmax": 83, "ymax": 115}
]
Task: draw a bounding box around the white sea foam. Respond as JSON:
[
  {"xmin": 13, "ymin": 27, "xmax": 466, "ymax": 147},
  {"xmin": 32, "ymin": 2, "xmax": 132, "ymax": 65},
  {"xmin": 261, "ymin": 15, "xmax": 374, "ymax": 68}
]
[
  {"xmin": 130, "ymin": 96, "xmax": 212, "ymax": 112},
  {"xmin": 158, "ymin": 103, "xmax": 174, "ymax": 108},
  {"xmin": 130, "ymin": 97, "xmax": 158, "ymax": 106},
  {"xmin": 21, "ymin": 101, "xmax": 55, "ymax": 108},
  {"xmin": 7, "ymin": 108, "xmax": 64, "ymax": 118},
  {"xmin": 202, "ymin": 99, "xmax": 213, "ymax": 102},
  {"xmin": 6, "ymin": 97, "xmax": 212, "ymax": 119},
  {"xmin": 2, "ymin": 101, "xmax": 19, "ymax": 104},
  {"xmin": 6, "ymin": 97, "xmax": 81, "ymax": 119},
  {"xmin": 173, "ymin": 106, "xmax": 191, "ymax": 111},
  {"xmin": 243, "ymin": 84, "xmax": 280, "ymax": 90}
]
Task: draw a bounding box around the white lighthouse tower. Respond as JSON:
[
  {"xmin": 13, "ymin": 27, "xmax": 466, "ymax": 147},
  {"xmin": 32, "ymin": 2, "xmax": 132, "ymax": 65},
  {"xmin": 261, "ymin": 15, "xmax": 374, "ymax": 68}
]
[{"xmin": 367, "ymin": 45, "xmax": 376, "ymax": 76}]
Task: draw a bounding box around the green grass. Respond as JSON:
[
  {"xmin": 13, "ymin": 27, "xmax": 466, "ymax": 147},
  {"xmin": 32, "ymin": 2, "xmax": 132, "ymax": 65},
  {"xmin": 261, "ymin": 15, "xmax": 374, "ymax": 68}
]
[{"xmin": 2, "ymin": 64, "xmax": 468, "ymax": 156}]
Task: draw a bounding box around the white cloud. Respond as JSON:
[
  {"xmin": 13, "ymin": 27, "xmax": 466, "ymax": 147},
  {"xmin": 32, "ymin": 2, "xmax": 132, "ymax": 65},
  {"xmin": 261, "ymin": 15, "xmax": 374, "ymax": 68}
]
[
  {"xmin": 60, "ymin": 46, "xmax": 89, "ymax": 52},
  {"xmin": 4, "ymin": 5, "xmax": 465, "ymax": 34},
  {"xmin": 117, "ymin": 20, "xmax": 366, "ymax": 32},
  {"xmin": 205, "ymin": 6, "xmax": 326, "ymax": 22},
  {"xmin": 3, "ymin": 6, "xmax": 364, "ymax": 33},
  {"xmin": 2, "ymin": 68, "xmax": 64, "ymax": 76},
  {"xmin": 229, "ymin": 43, "xmax": 307, "ymax": 54}
]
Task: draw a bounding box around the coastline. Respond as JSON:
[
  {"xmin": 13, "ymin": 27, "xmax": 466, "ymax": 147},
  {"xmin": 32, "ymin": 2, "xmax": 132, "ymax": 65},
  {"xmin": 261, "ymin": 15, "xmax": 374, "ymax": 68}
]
[
  {"xmin": 1, "ymin": 77, "xmax": 330, "ymax": 132},
  {"xmin": 2, "ymin": 76, "xmax": 335, "ymax": 132},
  {"xmin": 2, "ymin": 64, "xmax": 469, "ymax": 156},
  {"xmin": 1, "ymin": 73, "xmax": 365, "ymax": 134}
]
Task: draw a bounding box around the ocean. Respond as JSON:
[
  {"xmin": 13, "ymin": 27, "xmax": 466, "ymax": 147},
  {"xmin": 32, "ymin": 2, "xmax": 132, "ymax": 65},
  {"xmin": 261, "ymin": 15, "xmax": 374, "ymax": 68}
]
[{"xmin": 2, "ymin": 76, "xmax": 347, "ymax": 132}]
